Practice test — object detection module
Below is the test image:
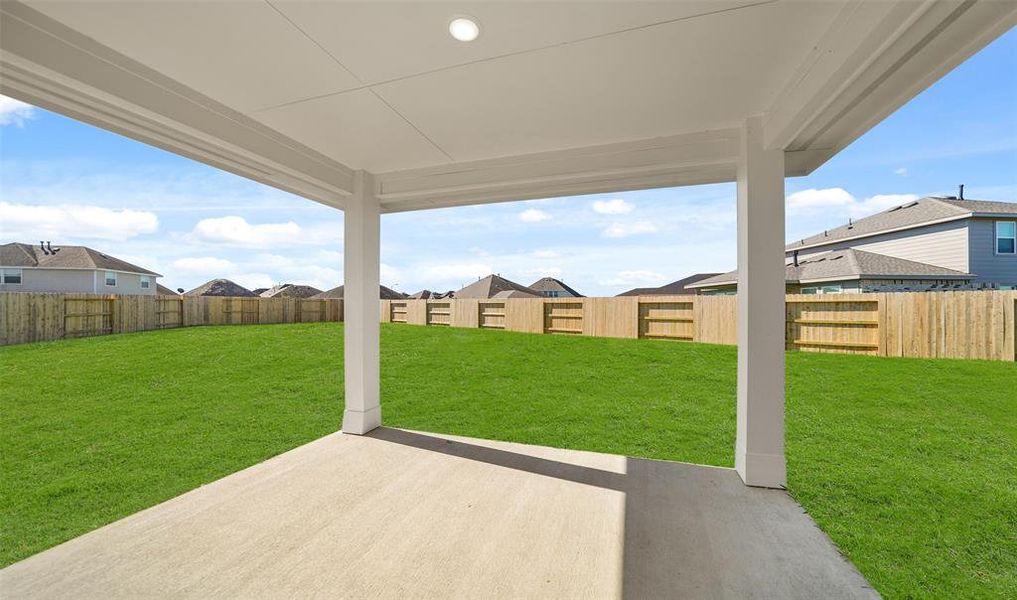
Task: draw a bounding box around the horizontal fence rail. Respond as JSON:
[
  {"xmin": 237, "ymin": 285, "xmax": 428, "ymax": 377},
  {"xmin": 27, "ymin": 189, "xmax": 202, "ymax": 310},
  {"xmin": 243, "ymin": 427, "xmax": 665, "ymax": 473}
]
[
  {"xmin": 2, "ymin": 291, "xmax": 1014, "ymax": 361},
  {"xmin": 0, "ymin": 293, "xmax": 342, "ymax": 346}
]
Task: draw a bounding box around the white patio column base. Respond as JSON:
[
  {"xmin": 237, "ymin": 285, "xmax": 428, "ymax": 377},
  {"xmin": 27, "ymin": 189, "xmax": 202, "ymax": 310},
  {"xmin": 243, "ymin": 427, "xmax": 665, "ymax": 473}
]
[
  {"xmin": 342, "ymin": 407, "xmax": 381, "ymax": 435},
  {"xmin": 342, "ymin": 170, "xmax": 382, "ymax": 436},
  {"xmin": 735, "ymin": 449, "xmax": 786, "ymax": 488},
  {"xmin": 734, "ymin": 116, "xmax": 787, "ymax": 489}
]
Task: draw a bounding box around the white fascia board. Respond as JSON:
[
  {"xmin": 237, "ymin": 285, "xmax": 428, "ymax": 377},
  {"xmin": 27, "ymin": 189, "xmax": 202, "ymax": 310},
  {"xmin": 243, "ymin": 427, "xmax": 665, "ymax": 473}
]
[
  {"xmin": 764, "ymin": 0, "xmax": 1017, "ymax": 172},
  {"xmin": 0, "ymin": 1, "xmax": 354, "ymax": 207},
  {"xmin": 375, "ymin": 129, "xmax": 741, "ymax": 212}
]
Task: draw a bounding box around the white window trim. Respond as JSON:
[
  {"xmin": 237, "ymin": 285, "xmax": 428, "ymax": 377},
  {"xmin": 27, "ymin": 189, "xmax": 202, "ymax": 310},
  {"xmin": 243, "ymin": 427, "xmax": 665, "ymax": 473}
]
[
  {"xmin": 995, "ymin": 220, "xmax": 1016, "ymax": 255},
  {"xmin": 1, "ymin": 268, "xmax": 24, "ymax": 285},
  {"xmin": 105, "ymin": 271, "xmax": 117, "ymax": 286},
  {"xmin": 140, "ymin": 275, "xmax": 151, "ymax": 289}
]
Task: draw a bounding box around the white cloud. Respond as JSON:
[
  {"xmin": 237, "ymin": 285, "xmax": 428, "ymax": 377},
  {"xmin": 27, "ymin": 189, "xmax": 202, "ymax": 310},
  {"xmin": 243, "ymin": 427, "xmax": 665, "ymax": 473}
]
[
  {"xmin": 247, "ymin": 253, "xmax": 340, "ymax": 289},
  {"xmin": 786, "ymin": 188, "xmax": 919, "ymax": 218},
  {"xmin": 189, "ymin": 215, "xmax": 337, "ymax": 247},
  {"xmin": 785, "ymin": 188, "xmax": 855, "ymax": 212},
  {"xmin": 171, "ymin": 257, "xmax": 239, "ymax": 276},
  {"xmin": 532, "ymin": 249, "xmax": 560, "ymax": 259},
  {"xmin": 592, "ymin": 199, "xmax": 633, "ymax": 215},
  {"xmin": 519, "ymin": 208, "xmax": 551, "ymax": 223},
  {"xmin": 525, "ymin": 266, "xmax": 562, "ymax": 278},
  {"xmin": 603, "ymin": 221, "xmax": 659, "ymax": 238},
  {"xmin": 894, "ymin": 167, "xmax": 908, "ymax": 176},
  {"xmin": 420, "ymin": 263, "xmax": 492, "ymax": 280},
  {"xmin": 599, "ymin": 270, "xmax": 668, "ymax": 286},
  {"xmin": 0, "ymin": 96, "xmax": 35, "ymax": 126},
  {"xmin": 232, "ymin": 273, "xmax": 276, "ymax": 291},
  {"xmin": 0, "ymin": 201, "xmax": 158, "ymax": 241}
]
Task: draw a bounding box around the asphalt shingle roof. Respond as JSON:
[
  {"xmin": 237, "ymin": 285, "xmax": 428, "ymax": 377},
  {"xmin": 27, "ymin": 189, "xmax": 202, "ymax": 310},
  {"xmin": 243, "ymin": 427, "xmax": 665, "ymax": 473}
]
[
  {"xmin": 1, "ymin": 242, "xmax": 161, "ymax": 276},
  {"xmin": 528, "ymin": 277, "xmax": 584, "ymax": 297},
  {"xmin": 689, "ymin": 249, "xmax": 973, "ymax": 287},
  {"xmin": 454, "ymin": 274, "xmax": 541, "ymax": 299},
  {"xmin": 184, "ymin": 279, "xmax": 256, "ymax": 297},
  {"xmin": 617, "ymin": 273, "xmax": 721, "ymax": 296},
  {"xmin": 787, "ymin": 197, "xmax": 1017, "ymax": 250},
  {"xmin": 259, "ymin": 284, "xmax": 323, "ymax": 299},
  {"xmin": 310, "ymin": 285, "xmax": 406, "ymax": 300}
]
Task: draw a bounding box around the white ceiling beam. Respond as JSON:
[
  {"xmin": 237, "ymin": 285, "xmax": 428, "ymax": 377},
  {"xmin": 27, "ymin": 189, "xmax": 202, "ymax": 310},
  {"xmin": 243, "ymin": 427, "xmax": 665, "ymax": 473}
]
[
  {"xmin": 765, "ymin": 0, "xmax": 1017, "ymax": 173},
  {"xmin": 0, "ymin": 0, "xmax": 355, "ymax": 207},
  {"xmin": 376, "ymin": 129, "xmax": 743, "ymax": 212}
]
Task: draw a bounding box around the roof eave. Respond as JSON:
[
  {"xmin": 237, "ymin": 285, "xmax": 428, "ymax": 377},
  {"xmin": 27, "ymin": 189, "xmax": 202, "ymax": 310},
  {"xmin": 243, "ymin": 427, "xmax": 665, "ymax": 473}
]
[{"xmin": 785, "ymin": 213, "xmax": 972, "ymax": 253}]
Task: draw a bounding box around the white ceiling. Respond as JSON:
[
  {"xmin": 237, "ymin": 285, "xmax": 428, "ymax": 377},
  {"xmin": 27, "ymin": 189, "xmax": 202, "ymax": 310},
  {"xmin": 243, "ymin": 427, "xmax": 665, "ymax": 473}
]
[{"xmin": 29, "ymin": 0, "xmax": 841, "ymax": 172}]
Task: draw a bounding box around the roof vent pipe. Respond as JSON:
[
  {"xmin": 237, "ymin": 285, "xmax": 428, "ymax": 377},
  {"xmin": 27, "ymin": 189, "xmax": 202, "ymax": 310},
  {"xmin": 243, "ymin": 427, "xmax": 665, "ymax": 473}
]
[
  {"xmin": 959, "ymin": 184, "xmax": 964, "ymax": 200},
  {"xmin": 793, "ymin": 250, "xmax": 799, "ymax": 267},
  {"xmin": 40, "ymin": 241, "xmax": 49, "ymax": 255}
]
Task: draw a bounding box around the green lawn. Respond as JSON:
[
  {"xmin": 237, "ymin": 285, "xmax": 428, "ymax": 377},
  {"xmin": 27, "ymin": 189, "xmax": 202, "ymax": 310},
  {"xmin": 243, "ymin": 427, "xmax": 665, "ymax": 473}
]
[{"xmin": 1, "ymin": 323, "xmax": 1014, "ymax": 597}]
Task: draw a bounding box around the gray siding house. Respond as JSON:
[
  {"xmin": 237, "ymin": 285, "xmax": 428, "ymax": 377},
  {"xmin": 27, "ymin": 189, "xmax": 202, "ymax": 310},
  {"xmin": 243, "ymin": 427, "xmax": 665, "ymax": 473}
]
[
  {"xmin": 689, "ymin": 197, "xmax": 1016, "ymax": 294},
  {"xmin": 788, "ymin": 197, "xmax": 1016, "ymax": 287},
  {"xmin": 0, "ymin": 242, "xmax": 161, "ymax": 295}
]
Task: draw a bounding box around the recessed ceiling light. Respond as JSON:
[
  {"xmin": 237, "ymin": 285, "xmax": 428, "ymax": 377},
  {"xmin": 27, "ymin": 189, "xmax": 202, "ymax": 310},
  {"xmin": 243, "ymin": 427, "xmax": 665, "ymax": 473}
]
[{"xmin": 449, "ymin": 17, "xmax": 480, "ymax": 42}]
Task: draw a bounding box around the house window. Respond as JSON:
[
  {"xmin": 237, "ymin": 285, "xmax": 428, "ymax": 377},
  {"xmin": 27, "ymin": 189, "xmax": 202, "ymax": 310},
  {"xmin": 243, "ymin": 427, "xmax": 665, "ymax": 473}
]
[
  {"xmin": 140, "ymin": 276, "xmax": 151, "ymax": 289},
  {"xmin": 996, "ymin": 221, "xmax": 1016, "ymax": 254},
  {"xmin": 1, "ymin": 268, "xmax": 23, "ymax": 284},
  {"xmin": 801, "ymin": 285, "xmax": 842, "ymax": 295},
  {"xmin": 105, "ymin": 271, "xmax": 117, "ymax": 286}
]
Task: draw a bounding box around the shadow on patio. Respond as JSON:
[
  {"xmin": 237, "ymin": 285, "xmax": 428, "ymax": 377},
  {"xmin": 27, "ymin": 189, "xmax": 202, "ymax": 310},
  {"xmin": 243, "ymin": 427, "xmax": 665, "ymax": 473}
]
[{"xmin": 1, "ymin": 428, "xmax": 875, "ymax": 599}]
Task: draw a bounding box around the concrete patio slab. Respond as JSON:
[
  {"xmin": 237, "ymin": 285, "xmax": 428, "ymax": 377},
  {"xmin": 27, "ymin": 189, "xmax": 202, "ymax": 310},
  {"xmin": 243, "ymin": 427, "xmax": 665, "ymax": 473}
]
[{"xmin": 1, "ymin": 429, "xmax": 877, "ymax": 599}]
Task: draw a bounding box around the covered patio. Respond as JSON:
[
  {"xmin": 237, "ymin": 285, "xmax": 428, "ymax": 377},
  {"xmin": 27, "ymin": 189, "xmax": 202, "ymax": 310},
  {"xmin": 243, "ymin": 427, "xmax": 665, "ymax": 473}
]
[
  {"xmin": 0, "ymin": 429, "xmax": 875, "ymax": 598},
  {"xmin": 2, "ymin": 0, "xmax": 1014, "ymax": 596}
]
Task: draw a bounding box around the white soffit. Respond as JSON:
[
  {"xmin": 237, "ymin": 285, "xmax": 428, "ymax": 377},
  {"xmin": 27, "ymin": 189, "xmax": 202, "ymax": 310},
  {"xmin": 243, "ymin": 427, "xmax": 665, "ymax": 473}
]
[
  {"xmin": 3, "ymin": 0, "xmax": 1016, "ymax": 210},
  {"xmin": 26, "ymin": 1, "xmax": 362, "ymax": 113},
  {"xmin": 267, "ymin": 1, "xmax": 762, "ymax": 86},
  {"xmin": 369, "ymin": 2, "xmax": 837, "ymax": 162}
]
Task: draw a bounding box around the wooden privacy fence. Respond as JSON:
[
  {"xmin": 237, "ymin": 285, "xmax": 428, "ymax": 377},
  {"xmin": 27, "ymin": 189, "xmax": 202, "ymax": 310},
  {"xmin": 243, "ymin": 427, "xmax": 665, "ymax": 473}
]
[
  {"xmin": 382, "ymin": 291, "xmax": 1017, "ymax": 361},
  {"xmin": 0, "ymin": 293, "xmax": 342, "ymax": 346},
  {"xmin": 3, "ymin": 291, "xmax": 1015, "ymax": 361}
]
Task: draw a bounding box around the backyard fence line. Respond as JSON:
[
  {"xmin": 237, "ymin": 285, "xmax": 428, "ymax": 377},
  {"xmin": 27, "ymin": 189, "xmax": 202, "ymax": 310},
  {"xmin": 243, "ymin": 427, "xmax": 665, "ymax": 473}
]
[
  {"xmin": 2, "ymin": 291, "xmax": 1014, "ymax": 361},
  {"xmin": 0, "ymin": 293, "xmax": 342, "ymax": 346},
  {"xmin": 382, "ymin": 291, "xmax": 1017, "ymax": 362}
]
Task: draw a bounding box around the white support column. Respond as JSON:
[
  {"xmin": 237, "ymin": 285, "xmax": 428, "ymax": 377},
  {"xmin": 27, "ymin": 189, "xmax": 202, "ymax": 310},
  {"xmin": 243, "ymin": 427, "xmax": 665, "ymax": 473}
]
[
  {"xmin": 735, "ymin": 116, "xmax": 786, "ymax": 488},
  {"xmin": 342, "ymin": 170, "xmax": 381, "ymax": 435}
]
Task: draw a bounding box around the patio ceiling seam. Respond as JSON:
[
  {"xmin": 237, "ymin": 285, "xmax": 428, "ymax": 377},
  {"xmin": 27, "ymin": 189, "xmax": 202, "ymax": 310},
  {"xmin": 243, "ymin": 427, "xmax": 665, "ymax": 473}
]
[{"xmin": 248, "ymin": 0, "xmax": 779, "ymax": 115}]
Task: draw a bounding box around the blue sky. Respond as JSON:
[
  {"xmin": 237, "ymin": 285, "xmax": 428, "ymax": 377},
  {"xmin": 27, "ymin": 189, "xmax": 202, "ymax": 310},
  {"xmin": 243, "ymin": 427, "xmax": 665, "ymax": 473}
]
[{"xmin": 1, "ymin": 29, "xmax": 1015, "ymax": 295}]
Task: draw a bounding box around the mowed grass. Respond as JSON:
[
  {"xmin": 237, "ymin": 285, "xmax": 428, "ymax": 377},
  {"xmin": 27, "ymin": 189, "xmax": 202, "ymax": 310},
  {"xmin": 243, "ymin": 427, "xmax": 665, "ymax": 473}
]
[{"xmin": 1, "ymin": 323, "xmax": 1015, "ymax": 598}]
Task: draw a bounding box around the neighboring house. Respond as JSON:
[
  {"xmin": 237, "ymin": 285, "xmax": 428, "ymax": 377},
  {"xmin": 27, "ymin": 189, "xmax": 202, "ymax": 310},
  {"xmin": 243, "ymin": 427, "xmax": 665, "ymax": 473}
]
[
  {"xmin": 617, "ymin": 273, "xmax": 721, "ymax": 296},
  {"xmin": 528, "ymin": 277, "xmax": 583, "ymax": 298},
  {"xmin": 410, "ymin": 290, "xmax": 453, "ymax": 300},
  {"xmin": 454, "ymin": 274, "xmax": 542, "ymax": 299},
  {"xmin": 786, "ymin": 196, "xmax": 1016, "ymax": 289},
  {"xmin": 259, "ymin": 283, "xmax": 323, "ymax": 299},
  {"xmin": 184, "ymin": 279, "xmax": 256, "ymax": 297},
  {"xmin": 251, "ymin": 288, "xmax": 269, "ymax": 296},
  {"xmin": 311, "ymin": 285, "xmax": 406, "ymax": 300},
  {"xmin": 156, "ymin": 283, "xmax": 179, "ymax": 296},
  {"xmin": 689, "ymin": 196, "xmax": 1016, "ymax": 294},
  {"xmin": 688, "ymin": 249, "xmax": 974, "ymax": 295},
  {"xmin": 0, "ymin": 241, "xmax": 161, "ymax": 295}
]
